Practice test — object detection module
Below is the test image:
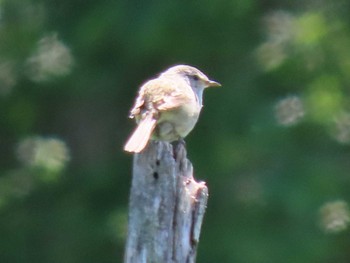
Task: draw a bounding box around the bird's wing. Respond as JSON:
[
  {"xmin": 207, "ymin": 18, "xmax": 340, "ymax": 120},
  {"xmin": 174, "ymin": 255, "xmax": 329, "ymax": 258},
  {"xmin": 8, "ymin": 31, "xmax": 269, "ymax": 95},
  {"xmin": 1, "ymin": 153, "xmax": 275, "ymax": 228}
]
[{"xmin": 129, "ymin": 78, "xmax": 191, "ymax": 118}]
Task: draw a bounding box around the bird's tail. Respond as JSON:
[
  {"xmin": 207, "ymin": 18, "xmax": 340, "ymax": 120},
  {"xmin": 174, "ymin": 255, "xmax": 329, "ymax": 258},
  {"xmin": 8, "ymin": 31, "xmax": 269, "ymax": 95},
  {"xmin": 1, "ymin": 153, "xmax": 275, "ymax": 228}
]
[{"xmin": 124, "ymin": 114, "xmax": 157, "ymax": 153}]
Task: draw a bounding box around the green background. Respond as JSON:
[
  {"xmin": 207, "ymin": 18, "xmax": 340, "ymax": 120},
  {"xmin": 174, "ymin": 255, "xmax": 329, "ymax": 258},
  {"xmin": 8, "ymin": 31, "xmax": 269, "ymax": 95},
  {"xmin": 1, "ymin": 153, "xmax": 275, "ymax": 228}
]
[{"xmin": 1, "ymin": 0, "xmax": 350, "ymax": 262}]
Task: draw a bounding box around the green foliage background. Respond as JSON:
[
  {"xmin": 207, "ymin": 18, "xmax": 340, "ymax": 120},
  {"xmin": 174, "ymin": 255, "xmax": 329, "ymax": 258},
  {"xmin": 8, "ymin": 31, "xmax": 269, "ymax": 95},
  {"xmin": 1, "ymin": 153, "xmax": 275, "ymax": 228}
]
[{"xmin": 1, "ymin": 0, "xmax": 350, "ymax": 262}]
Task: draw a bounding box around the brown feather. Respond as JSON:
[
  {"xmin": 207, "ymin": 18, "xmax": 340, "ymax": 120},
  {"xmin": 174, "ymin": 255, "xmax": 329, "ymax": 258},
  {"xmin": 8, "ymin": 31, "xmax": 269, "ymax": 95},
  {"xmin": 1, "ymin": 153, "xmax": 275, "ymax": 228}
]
[{"xmin": 124, "ymin": 113, "xmax": 157, "ymax": 153}]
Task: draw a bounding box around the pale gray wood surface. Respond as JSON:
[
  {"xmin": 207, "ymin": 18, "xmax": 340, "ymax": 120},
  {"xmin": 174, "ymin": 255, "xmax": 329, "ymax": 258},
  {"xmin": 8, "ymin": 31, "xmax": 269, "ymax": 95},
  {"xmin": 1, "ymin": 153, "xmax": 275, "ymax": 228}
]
[{"xmin": 124, "ymin": 141, "xmax": 208, "ymax": 263}]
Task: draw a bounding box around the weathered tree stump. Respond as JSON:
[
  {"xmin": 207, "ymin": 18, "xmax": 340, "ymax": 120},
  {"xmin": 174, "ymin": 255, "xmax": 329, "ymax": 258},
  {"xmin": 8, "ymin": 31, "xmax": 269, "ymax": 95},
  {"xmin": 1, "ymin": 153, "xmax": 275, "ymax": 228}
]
[{"xmin": 124, "ymin": 141, "xmax": 208, "ymax": 263}]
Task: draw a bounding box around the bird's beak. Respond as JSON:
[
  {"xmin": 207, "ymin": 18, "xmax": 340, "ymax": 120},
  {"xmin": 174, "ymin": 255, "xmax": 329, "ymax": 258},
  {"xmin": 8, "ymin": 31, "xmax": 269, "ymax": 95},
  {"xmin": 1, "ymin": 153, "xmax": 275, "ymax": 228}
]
[{"xmin": 206, "ymin": 80, "xmax": 221, "ymax": 88}]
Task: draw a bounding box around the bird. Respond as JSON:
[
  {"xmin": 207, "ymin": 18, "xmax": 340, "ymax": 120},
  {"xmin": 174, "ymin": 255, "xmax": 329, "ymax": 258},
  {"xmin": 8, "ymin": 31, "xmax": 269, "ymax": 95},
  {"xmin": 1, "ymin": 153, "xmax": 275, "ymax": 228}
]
[{"xmin": 124, "ymin": 64, "xmax": 221, "ymax": 153}]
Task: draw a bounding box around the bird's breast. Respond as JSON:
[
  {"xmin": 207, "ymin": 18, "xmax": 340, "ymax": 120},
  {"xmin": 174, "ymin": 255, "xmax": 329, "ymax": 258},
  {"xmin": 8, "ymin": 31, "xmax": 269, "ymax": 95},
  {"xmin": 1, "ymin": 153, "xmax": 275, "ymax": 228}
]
[{"xmin": 157, "ymin": 100, "xmax": 201, "ymax": 140}]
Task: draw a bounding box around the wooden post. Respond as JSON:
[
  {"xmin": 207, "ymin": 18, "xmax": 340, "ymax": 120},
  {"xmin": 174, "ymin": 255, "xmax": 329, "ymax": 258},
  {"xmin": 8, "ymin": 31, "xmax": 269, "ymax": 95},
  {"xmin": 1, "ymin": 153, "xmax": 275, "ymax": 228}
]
[{"xmin": 124, "ymin": 141, "xmax": 208, "ymax": 263}]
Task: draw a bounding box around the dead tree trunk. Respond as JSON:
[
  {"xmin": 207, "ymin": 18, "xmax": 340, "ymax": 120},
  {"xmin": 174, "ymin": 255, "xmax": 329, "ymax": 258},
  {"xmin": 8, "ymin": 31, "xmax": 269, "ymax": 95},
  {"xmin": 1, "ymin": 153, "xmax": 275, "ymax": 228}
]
[{"xmin": 124, "ymin": 141, "xmax": 208, "ymax": 263}]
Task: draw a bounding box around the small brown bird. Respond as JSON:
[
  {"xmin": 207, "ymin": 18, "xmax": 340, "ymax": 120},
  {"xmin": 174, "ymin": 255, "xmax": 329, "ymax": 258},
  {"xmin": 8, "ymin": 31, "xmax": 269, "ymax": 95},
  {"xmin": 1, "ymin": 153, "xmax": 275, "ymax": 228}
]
[{"xmin": 124, "ymin": 65, "xmax": 220, "ymax": 153}]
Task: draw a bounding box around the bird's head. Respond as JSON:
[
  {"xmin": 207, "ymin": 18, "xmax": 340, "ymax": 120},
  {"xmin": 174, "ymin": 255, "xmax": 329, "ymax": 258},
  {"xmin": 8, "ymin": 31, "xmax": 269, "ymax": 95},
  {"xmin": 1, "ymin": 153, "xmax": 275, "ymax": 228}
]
[{"xmin": 161, "ymin": 65, "xmax": 221, "ymax": 91}]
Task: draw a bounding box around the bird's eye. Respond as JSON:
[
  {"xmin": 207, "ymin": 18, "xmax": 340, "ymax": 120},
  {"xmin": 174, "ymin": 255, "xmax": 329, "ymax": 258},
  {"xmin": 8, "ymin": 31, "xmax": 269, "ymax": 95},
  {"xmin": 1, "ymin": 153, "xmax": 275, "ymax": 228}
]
[{"xmin": 192, "ymin": 75, "xmax": 199, "ymax": 81}]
